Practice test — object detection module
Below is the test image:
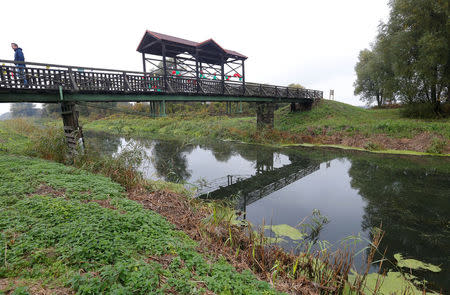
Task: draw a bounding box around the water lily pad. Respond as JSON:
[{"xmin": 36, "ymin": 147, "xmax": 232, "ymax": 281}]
[
  {"xmin": 264, "ymin": 224, "xmax": 306, "ymax": 240},
  {"xmin": 394, "ymin": 253, "xmax": 442, "ymax": 273},
  {"xmin": 348, "ymin": 271, "xmax": 438, "ymax": 295}
]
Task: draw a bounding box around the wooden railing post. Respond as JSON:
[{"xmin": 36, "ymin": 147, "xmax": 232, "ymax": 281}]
[
  {"xmin": 68, "ymin": 67, "xmax": 79, "ymax": 91},
  {"xmin": 123, "ymin": 72, "xmax": 131, "ymax": 92}
]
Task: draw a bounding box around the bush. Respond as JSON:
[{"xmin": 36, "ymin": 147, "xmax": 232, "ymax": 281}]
[
  {"xmin": 400, "ymin": 103, "xmax": 439, "ymax": 119},
  {"xmin": 426, "ymin": 137, "xmax": 447, "ymax": 154}
]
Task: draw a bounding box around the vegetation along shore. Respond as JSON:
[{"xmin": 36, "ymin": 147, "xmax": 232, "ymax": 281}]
[
  {"xmin": 81, "ymin": 100, "xmax": 449, "ymax": 156},
  {"xmin": 0, "ymin": 115, "xmax": 446, "ymax": 294}
]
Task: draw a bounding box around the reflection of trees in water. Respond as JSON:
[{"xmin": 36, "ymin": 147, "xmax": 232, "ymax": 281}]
[
  {"xmin": 201, "ymin": 141, "xmax": 278, "ymax": 173},
  {"xmin": 151, "ymin": 140, "xmax": 194, "ymax": 183},
  {"xmin": 201, "ymin": 141, "xmax": 234, "ymax": 162},
  {"xmin": 348, "ymin": 158, "xmax": 450, "ymax": 290},
  {"xmin": 255, "ymin": 149, "xmax": 274, "ymax": 173},
  {"xmin": 84, "ymin": 131, "xmax": 122, "ymax": 155}
]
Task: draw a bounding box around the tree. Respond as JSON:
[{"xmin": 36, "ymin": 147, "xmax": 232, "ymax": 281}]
[
  {"xmin": 381, "ymin": 0, "xmax": 448, "ymax": 111},
  {"xmin": 10, "ymin": 103, "xmax": 39, "ymax": 117},
  {"xmin": 288, "ymin": 83, "xmax": 305, "ymax": 89},
  {"xmin": 354, "ymin": 0, "xmax": 449, "ymax": 113},
  {"xmin": 354, "ymin": 45, "xmax": 394, "ymax": 107},
  {"xmin": 42, "ymin": 103, "xmax": 61, "ymax": 117}
]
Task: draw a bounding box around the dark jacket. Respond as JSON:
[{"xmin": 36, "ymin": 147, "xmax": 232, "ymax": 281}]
[{"xmin": 14, "ymin": 48, "xmax": 25, "ymax": 65}]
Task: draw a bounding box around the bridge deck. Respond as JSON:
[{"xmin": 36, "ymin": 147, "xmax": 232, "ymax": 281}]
[{"xmin": 0, "ymin": 60, "xmax": 322, "ymax": 103}]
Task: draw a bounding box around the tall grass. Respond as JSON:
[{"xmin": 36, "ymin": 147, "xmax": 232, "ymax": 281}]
[
  {"xmin": 200, "ymin": 201, "xmax": 440, "ymax": 294},
  {"xmin": 3, "ymin": 119, "xmax": 146, "ymax": 190}
]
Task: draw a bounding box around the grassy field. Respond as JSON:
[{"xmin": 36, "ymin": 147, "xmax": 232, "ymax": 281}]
[{"xmin": 84, "ymin": 100, "xmax": 450, "ymax": 155}]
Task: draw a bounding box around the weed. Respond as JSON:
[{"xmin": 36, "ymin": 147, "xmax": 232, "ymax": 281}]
[
  {"xmin": 364, "ymin": 141, "xmax": 382, "ymax": 151},
  {"xmin": 0, "ymin": 154, "xmax": 284, "ymax": 294},
  {"xmin": 426, "ymin": 138, "xmax": 447, "ymax": 154}
]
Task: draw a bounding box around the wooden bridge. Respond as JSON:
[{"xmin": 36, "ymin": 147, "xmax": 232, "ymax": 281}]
[
  {"xmin": 0, "ymin": 30, "xmax": 323, "ymax": 149},
  {"xmin": 0, "ymin": 60, "xmax": 322, "ymax": 103}
]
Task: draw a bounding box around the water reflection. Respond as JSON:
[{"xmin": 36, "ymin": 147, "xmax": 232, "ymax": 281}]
[
  {"xmin": 84, "ymin": 131, "xmax": 449, "ymax": 291},
  {"xmin": 348, "ymin": 157, "xmax": 450, "ymax": 290}
]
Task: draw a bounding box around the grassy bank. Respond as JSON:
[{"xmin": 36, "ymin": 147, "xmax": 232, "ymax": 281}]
[
  {"xmin": 0, "ymin": 119, "xmax": 443, "ymax": 294},
  {"xmin": 0, "ymin": 154, "xmax": 284, "ymax": 294},
  {"xmin": 83, "ymin": 100, "xmax": 450, "ymax": 155},
  {"xmin": 0, "ymin": 121, "xmax": 358, "ymax": 294}
]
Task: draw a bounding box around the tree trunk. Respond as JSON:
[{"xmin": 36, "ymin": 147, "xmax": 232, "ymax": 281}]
[
  {"xmin": 376, "ymin": 93, "xmax": 382, "ymax": 107},
  {"xmin": 431, "ymin": 84, "xmax": 440, "ymax": 114}
]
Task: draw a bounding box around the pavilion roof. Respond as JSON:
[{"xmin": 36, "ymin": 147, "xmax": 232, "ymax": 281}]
[{"xmin": 137, "ymin": 30, "xmax": 247, "ymax": 64}]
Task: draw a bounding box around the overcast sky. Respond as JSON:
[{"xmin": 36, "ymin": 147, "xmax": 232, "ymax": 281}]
[{"xmin": 0, "ymin": 0, "xmax": 390, "ymax": 115}]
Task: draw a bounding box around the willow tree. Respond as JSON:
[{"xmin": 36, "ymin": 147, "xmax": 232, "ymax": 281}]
[
  {"xmin": 354, "ymin": 0, "xmax": 449, "ymax": 112},
  {"xmin": 354, "ymin": 46, "xmax": 394, "ymax": 107},
  {"xmin": 383, "ymin": 0, "xmax": 449, "ymax": 111}
]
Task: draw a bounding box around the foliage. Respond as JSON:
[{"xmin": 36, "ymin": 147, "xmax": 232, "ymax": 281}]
[
  {"xmin": 0, "ymin": 154, "xmax": 283, "ymax": 294},
  {"xmin": 9, "ymin": 103, "xmax": 40, "ymax": 117},
  {"xmin": 80, "ymin": 100, "xmax": 450, "ymax": 154},
  {"xmin": 287, "ymin": 83, "xmax": 305, "ymax": 89},
  {"xmin": 426, "ymin": 137, "xmax": 447, "ymax": 154},
  {"xmin": 400, "ymin": 102, "xmax": 442, "ymax": 119},
  {"xmin": 355, "ymin": 0, "xmax": 449, "ymax": 114},
  {"xmin": 354, "ymin": 47, "xmax": 394, "ymax": 107}
]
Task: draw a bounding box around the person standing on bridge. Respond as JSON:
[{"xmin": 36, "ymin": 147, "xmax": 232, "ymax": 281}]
[{"xmin": 11, "ymin": 43, "xmax": 28, "ymax": 86}]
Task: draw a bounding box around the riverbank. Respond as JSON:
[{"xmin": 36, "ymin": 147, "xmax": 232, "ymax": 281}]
[
  {"xmin": 0, "ymin": 122, "xmax": 348, "ymax": 294},
  {"xmin": 83, "ymin": 100, "xmax": 450, "ymax": 156},
  {"xmin": 0, "ymin": 154, "xmax": 290, "ymax": 294},
  {"xmin": 0, "ymin": 120, "xmax": 444, "ymax": 294}
]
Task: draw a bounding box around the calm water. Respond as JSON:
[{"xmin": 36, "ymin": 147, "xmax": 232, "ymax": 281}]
[{"xmin": 86, "ymin": 131, "xmax": 450, "ymax": 292}]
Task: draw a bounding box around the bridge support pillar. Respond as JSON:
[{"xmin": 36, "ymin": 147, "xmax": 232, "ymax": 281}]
[
  {"xmin": 225, "ymin": 101, "xmax": 231, "ymax": 114},
  {"xmin": 290, "ymin": 101, "xmax": 313, "ymax": 112},
  {"xmin": 60, "ymin": 102, "xmax": 83, "ymax": 152},
  {"xmin": 159, "ymin": 100, "xmax": 166, "ymax": 117},
  {"xmin": 256, "ymin": 102, "xmax": 274, "ymax": 129},
  {"xmin": 149, "ymin": 101, "xmax": 156, "ymax": 117}
]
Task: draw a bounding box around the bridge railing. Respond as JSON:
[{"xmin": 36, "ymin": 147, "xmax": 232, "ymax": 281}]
[{"xmin": 0, "ymin": 60, "xmax": 323, "ymax": 100}]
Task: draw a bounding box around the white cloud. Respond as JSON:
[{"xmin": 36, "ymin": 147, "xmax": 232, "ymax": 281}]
[{"xmin": 0, "ymin": 0, "xmax": 389, "ymax": 114}]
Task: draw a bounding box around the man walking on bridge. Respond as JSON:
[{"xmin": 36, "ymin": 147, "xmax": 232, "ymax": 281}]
[{"xmin": 11, "ymin": 43, "xmax": 27, "ymax": 86}]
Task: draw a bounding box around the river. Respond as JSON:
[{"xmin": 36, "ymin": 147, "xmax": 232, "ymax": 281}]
[{"xmin": 86, "ymin": 131, "xmax": 450, "ymax": 292}]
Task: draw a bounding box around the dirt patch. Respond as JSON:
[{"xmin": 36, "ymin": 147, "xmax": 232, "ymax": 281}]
[
  {"xmin": 29, "ymin": 184, "xmax": 65, "ymax": 198},
  {"xmin": 0, "ymin": 278, "xmax": 73, "ymax": 295},
  {"xmin": 313, "ymin": 131, "xmax": 449, "ymax": 153},
  {"xmin": 128, "ymin": 188, "xmax": 206, "ymax": 240}
]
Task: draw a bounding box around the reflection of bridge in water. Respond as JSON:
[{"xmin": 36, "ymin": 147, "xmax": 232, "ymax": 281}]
[{"xmin": 200, "ymin": 156, "xmax": 320, "ymax": 212}]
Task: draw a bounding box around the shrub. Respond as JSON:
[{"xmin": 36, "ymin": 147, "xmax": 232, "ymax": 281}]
[
  {"xmin": 364, "ymin": 141, "xmax": 382, "ymax": 151},
  {"xmin": 426, "ymin": 137, "xmax": 447, "ymax": 154},
  {"xmin": 400, "ymin": 103, "xmax": 439, "ymax": 119}
]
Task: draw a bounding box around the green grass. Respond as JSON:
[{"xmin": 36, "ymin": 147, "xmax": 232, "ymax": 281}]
[
  {"xmin": 276, "ymin": 100, "xmax": 450, "ymax": 139},
  {"xmin": 0, "ymin": 154, "xmax": 282, "ymax": 294},
  {"xmin": 84, "ymin": 114, "xmax": 255, "ymax": 139},
  {"xmin": 0, "ymin": 123, "xmax": 31, "ymax": 155}
]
